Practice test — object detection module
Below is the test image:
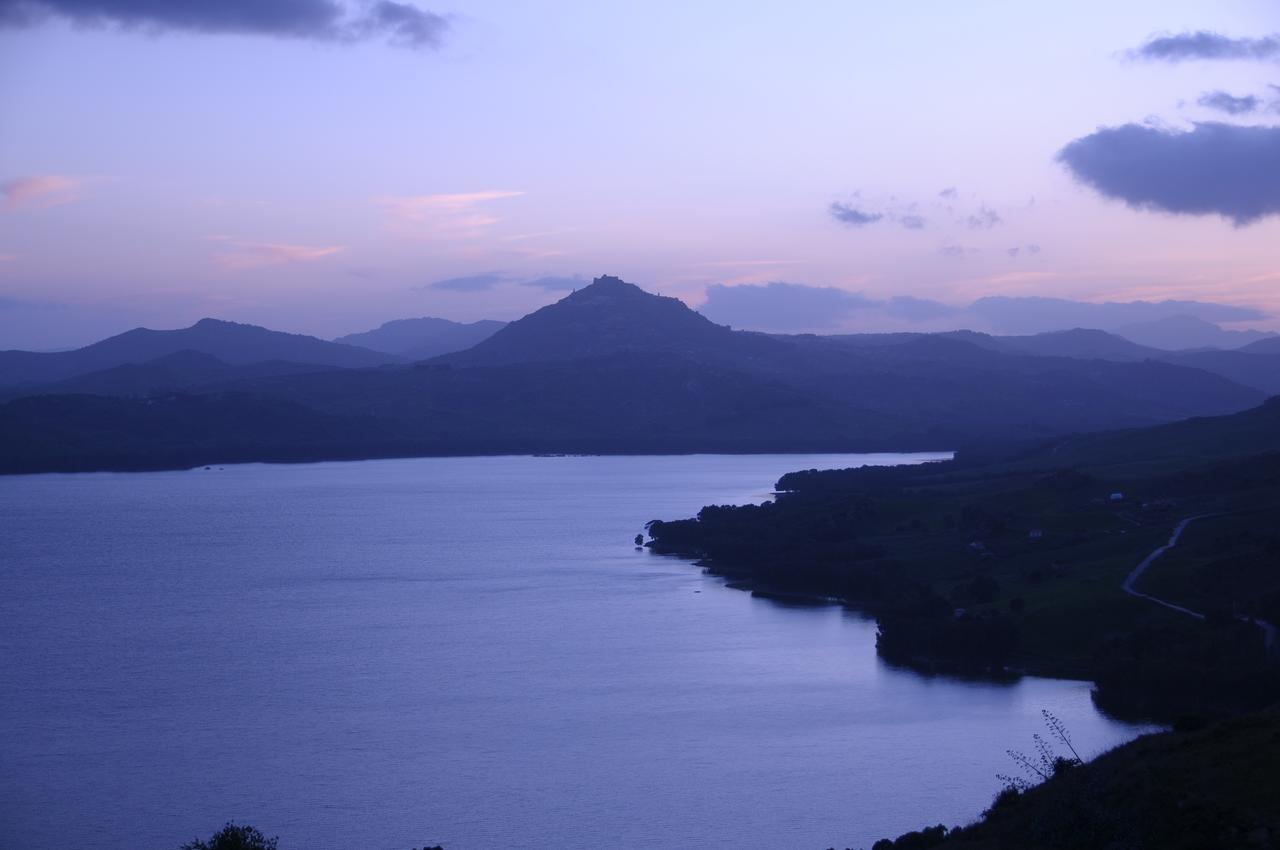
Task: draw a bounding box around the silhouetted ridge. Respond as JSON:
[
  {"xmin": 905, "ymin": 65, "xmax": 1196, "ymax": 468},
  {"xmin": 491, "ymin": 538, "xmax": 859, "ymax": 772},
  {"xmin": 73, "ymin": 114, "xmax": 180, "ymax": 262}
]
[{"xmin": 438, "ymin": 274, "xmax": 772, "ymax": 366}]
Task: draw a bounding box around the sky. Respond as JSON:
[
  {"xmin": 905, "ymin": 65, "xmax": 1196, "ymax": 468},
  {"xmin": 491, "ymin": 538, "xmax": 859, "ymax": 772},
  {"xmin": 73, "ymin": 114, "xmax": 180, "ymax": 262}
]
[{"xmin": 1, "ymin": 0, "xmax": 1279, "ymax": 348}]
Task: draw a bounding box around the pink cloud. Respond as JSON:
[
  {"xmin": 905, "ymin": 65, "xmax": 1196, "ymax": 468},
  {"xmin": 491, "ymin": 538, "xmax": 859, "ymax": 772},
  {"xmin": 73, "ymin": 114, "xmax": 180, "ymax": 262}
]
[
  {"xmin": 209, "ymin": 237, "xmax": 345, "ymax": 270},
  {"xmin": 375, "ymin": 190, "xmax": 524, "ymax": 237},
  {"xmin": 1, "ymin": 175, "xmax": 82, "ymax": 211}
]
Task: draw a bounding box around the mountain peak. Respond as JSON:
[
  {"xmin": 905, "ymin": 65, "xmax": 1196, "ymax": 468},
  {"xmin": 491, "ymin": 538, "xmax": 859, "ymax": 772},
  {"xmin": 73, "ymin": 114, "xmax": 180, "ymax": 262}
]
[{"xmin": 438, "ymin": 275, "xmax": 764, "ymax": 367}]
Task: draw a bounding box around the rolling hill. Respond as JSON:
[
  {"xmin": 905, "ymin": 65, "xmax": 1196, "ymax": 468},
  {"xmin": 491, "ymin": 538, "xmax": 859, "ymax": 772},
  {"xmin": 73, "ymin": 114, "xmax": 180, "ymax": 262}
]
[{"xmin": 0, "ymin": 318, "xmax": 397, "ymax": 388}]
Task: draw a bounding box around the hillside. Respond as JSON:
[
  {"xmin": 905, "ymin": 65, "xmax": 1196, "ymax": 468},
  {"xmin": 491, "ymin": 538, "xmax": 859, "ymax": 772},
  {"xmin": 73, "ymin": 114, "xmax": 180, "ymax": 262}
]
[
  {"xmin": 0, "ymin": 350, "xmax": 335, "ymax": 400},
  {"xmin": 1020, "ymin": 396, "xmax": 1280, "ymax": 474},
  {"xmin": 864, "ymin": 709, "xmax": 1280, "ymax": 850},
  {"xmin": 0, "ymin": 318, "xmax": 396, "ymax": 388},
  {"xmin": 646, "ymin": 395, "xmax": 1280, "ymax": 722}
]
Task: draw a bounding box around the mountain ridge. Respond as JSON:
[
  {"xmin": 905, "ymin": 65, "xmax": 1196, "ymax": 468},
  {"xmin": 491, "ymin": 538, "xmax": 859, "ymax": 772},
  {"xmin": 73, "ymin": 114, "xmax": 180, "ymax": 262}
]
[{"xmin": 0, "ymin": 318, "xmax": 398, "ymax": 387}]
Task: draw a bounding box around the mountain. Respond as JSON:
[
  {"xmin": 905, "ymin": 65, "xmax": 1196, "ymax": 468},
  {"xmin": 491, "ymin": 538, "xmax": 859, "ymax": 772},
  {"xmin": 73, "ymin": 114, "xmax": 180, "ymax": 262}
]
[
  {"xmin": 436, "ymin": 275, "xmax": 780, "ymax": 367},
  {"xmin": 0, "ymin": 277, "xmax": 1270, "ymax": 474},
  {"xmin": 1239, "ymin": 337, "xmax": 1280, "ymax": 355},
  {"xmin": 333, "ymin": 317, "xmax": 506, "ymax": 358},
  {"xmin": 993, "ymin": 328, "xmax": 1163, "ymax": 361},
  {"xmin": 968, "ymin": 295, "xmax": 1268, "ymax": 335},
  {"xmin": 0, "ymin": 318, "xmax": 398, "ymax": 388},
  {"xmin": 1113, "ymin": 314, "xmax": 1275, "ymax": 350}
]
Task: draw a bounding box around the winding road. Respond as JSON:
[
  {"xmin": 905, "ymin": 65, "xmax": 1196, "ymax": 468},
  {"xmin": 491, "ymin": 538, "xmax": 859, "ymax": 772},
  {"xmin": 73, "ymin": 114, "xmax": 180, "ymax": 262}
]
[{"xmin": 1122, "ymin": 513, "xmax": 1277, "ymax": 654}]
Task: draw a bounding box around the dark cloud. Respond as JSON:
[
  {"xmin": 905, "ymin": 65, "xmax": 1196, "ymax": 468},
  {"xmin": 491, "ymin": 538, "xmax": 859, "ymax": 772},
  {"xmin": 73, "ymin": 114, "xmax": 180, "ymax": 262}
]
[
  {"xmin": 1130, "ymin": 31, "xmax": 1280, "ymax": 62},
  {"xmin": 939, "ymin": 245, "xmax": 966, "ymax": 257},
  {"xmin": 0, "ymin": 0, "xmax": 449, "ymax": 48},
  {"xmin": 699, "ymin": 282, "xmax": 880, "ymax": 332},
  {"xmin": 425, "ymin": 272, "xmax": 510, "ymax": 292},
  {"xmin": 965, "ymin": 206, "xmax": 1001, "ymax": 229},
  {"xmin": 522, "ymin": 275, "xmax": 587, "ymax": 291},
  {"xmin": 897, "ymin": 213, "xmax": 926, "ymax": 230},
  {"xmin": 938, "ymin": 187, "xmax": 958, "ymax": 199},
  {"xmin": 1006, "ymin": 247, "xmax": 1020, "ymax": 257},
  {"xmin": 1006, "ymin": 243, "xmax": 1041, "ymax": 258},
  {"xmin": 1057, "ymin": 121, "xmax": 1280, "ymax": 225},
  {"xmin": 1197, "ymin": 91, "xmax": 1260, "ymax": 114},
  {"xmin": 828, "ymin": 202, "xmax": 883, "ymax": 227}
]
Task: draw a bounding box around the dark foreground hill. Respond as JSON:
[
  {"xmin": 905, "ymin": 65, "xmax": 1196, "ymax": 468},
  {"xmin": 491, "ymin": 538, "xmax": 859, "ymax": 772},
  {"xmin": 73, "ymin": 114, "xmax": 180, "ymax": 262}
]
[
  {"xmin": 0, "ymin": 318, "xmax": 397, "ymax": 388},
  {"xmin": 863, "ymin": 708, "xmax": 1280, "ymax": 850},
  {"xmin": 0, "ymin": 276, "xmax": 1271, "ymax": 474}
]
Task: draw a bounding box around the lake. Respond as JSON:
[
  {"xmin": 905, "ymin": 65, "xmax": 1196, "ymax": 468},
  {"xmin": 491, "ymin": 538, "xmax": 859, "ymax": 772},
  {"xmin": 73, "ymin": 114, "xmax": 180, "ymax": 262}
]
[{"xmin": 0, "ymin": 454, "xmax": 1154, "ymax": 850}]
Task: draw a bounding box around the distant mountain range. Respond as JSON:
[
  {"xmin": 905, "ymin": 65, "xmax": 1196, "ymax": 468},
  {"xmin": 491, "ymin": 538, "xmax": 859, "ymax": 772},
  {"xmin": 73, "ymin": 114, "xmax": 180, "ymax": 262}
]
[
  {"xmin": 333, "ymin": 317, "xmax": 506, "ymax": 359},
  {"xmin": 1112, "ymin": 315, "xmax": 1275, "ymax": 351},
  {"xmin": 2, "ymin": 275, "xmax": 1277, "ymax": 473},
  {"xmin": 0, "ymin": 318, "xmax": 397, "ymax": 389}
]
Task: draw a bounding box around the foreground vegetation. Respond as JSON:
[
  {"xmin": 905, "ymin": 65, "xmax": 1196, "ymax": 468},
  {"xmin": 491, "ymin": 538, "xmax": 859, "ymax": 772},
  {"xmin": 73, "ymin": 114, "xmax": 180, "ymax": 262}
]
[
  {"xmin": 176, "ymin": 823, "xmax": 442, "ymax": 850},
  {"xmin": 859, "ymin": 707, "xmax": 1280, "ymax": 850}
]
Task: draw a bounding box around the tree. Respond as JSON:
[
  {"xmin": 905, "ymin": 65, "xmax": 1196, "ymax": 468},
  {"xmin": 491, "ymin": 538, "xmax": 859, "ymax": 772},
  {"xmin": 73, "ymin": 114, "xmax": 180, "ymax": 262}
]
[{"xmin": 180, "ymin": 823, "xmax": 277, "ymax": 850}]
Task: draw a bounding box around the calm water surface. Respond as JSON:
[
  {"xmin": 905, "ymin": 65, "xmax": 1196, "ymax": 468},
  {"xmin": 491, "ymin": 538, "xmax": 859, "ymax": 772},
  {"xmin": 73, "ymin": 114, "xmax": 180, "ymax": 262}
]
[{"xmin": 0, "ymin": 454, "xmax": 1153, "ymax": 850}]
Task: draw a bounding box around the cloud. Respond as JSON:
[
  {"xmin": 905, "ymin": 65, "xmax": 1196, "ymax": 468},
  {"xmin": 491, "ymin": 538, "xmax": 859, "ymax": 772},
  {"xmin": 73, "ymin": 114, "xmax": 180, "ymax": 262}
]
[
  {"xmin": 1129, "ymin": 31, "xmax": 1280, "ymax": 62},
  {"xmin": 700, "ymin": 282, "xmax": 965, "ymax": 333},
  {"xmin": 897, "ymin": 213, "xmax": 926, "ymax": 230},
  {"xmin": 0, "ymin": 0, "xmax": 449, "ymax": 49},
  {"xmin": 376, "ymin": 190, "xmax": 523, "ymax": 237},
  {"xmin": 209, "ymin": 238, "xmax": 344, "ymax": 270},
  {"xmin": 1006, "ymin": 243, "xmax": 1041, "ymax": 258},
  {"xmin": 1, "ymin": 174, "xmax": 81, "ymax": 210},
  {"xmin": 1197, "ymin": 91, "xmax": 1260, "ymax": 114},
  {"xmin": 828, "ymin": 202, "xmax": 883, "ymax": 226},
  {"xmin": 424, "ymin": 272, "xmax": 511, "ymax": 291},
  {"xmin": 1057, "ymin": 122, "xmax": 1280, "ymax": 225},
  {"xmin": 966, "ymin": 206, "xmax": 1001, "ymax": 229},
  {"xmin": 939, "ymin": 244, "xmax": 968, "ymax": 257},
  {"xmin": 700, "ymin": 282, "xmax": 880, "ymax": 331},
  {"xmin": 938, "ymin": 187, "xmax": 959, "ymax": 200}
]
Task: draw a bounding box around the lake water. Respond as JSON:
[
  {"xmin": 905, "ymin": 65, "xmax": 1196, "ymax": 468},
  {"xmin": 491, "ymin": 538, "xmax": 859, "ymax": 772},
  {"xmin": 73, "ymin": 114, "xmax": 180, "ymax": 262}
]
[{"xmin": 0, "ymin": 454, "xmax": 1154, "ymax": 850}]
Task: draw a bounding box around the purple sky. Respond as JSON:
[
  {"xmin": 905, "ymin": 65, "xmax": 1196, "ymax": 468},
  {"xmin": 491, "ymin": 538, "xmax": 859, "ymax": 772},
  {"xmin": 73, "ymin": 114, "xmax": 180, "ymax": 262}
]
[{"xmin": 1, "ymin": 1, "xmax": 1279, "ymax": 348}]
